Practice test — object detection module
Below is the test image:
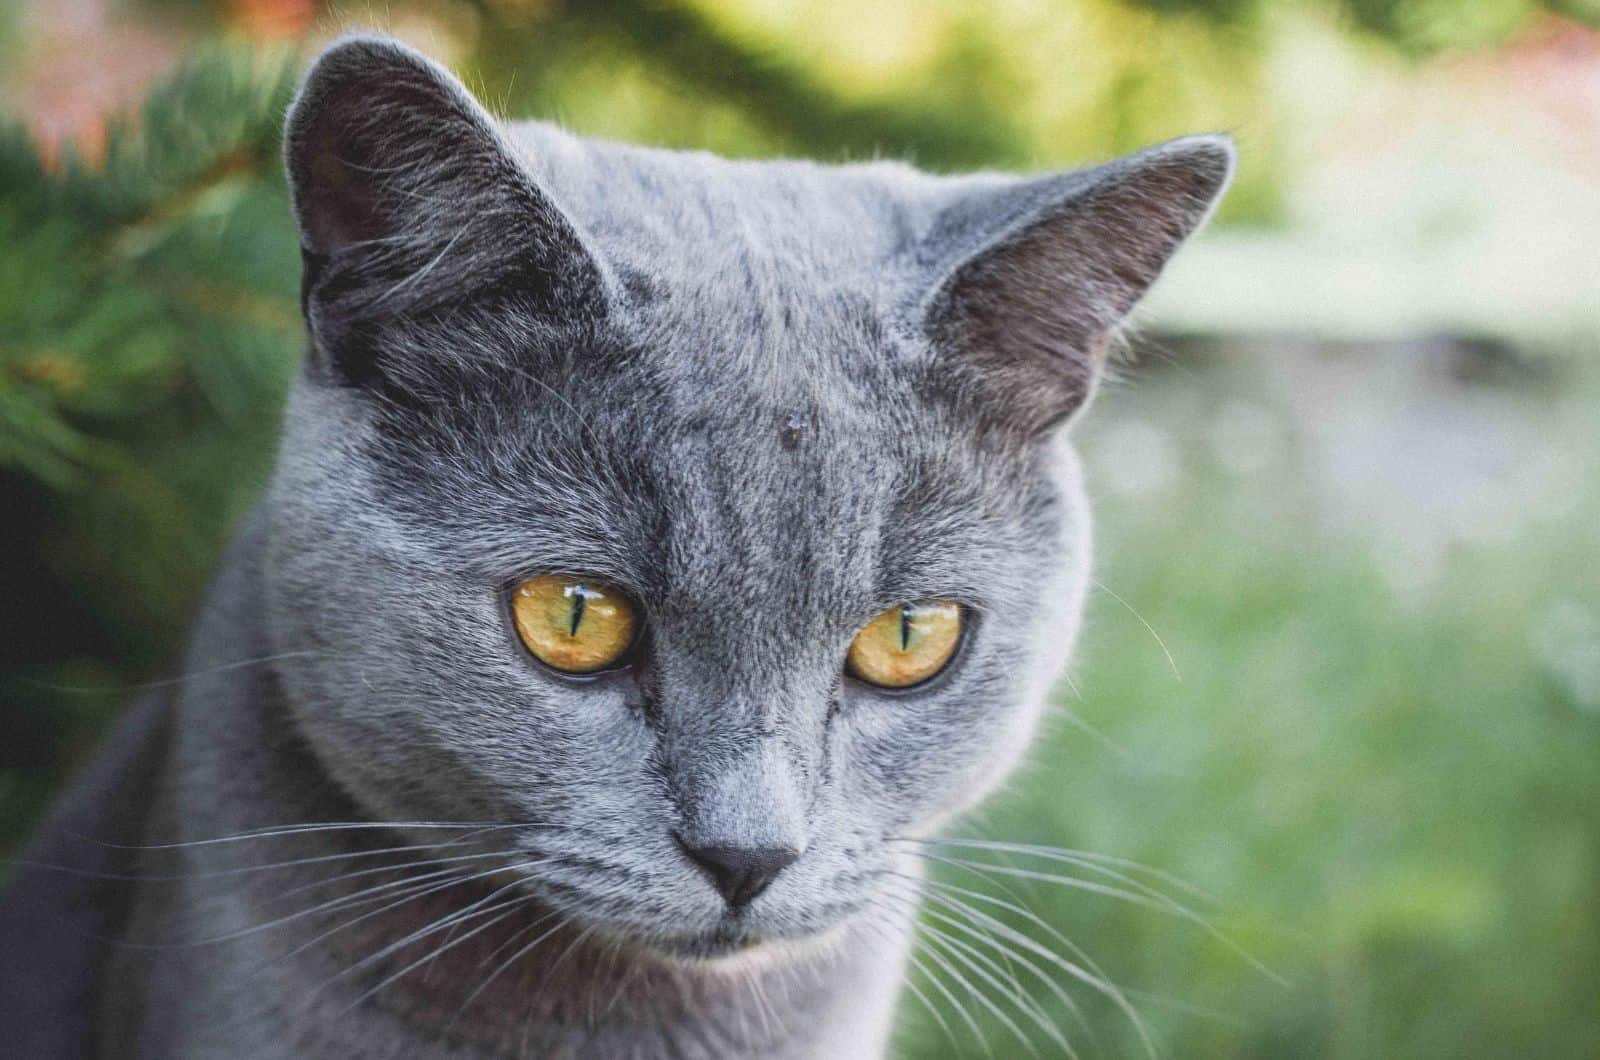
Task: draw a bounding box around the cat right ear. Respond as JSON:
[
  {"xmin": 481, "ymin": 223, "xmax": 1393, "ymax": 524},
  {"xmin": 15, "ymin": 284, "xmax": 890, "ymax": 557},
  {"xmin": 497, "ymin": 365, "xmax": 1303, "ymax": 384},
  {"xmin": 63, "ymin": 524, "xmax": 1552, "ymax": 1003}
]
[
  {"xmin": 284, "ymin": 36, "xmax": 609, "ymax": 385},
  {"xmin": 914, "ymin": 136, "xmax": 1235, "ymax": 436}
]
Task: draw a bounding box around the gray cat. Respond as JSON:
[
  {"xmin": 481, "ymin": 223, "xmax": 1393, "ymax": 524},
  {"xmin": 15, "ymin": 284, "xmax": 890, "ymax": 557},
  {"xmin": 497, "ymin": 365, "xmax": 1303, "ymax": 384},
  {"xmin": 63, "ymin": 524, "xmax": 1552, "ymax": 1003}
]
[{"xmin": 0, "ymin": 36, "xmax": 1231, "ymax": 1059}]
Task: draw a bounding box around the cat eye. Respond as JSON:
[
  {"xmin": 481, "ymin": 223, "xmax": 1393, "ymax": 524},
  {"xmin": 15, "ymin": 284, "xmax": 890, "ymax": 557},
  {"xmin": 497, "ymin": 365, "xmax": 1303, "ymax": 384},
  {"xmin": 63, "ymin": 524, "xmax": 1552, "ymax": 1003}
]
[
  {"xmin": 511, "ymin": 575, "xmax": 640, "ymax": 674},
  {"xmin": 846, "ymin": 601, "xmax": 963, "ymax": 690}
]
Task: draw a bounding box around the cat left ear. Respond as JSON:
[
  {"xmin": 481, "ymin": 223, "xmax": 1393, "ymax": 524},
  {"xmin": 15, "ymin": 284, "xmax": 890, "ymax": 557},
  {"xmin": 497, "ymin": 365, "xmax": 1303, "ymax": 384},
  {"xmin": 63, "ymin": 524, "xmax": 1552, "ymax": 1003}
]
[
  {"xmin": 917, "ymin": 135, "xmax": 1235, "ymax": 435},
  {"xmin": 284, "ymin": 36, "xmax": 609, "ymax": 384}
]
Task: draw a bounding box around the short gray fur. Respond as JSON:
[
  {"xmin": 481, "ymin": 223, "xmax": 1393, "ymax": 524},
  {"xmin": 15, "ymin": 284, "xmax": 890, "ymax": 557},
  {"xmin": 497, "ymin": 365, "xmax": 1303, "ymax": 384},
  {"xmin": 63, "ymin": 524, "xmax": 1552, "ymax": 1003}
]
[{"xmin": 0, "ymin": 35, "xmax": 1232, "ymax": 1059}]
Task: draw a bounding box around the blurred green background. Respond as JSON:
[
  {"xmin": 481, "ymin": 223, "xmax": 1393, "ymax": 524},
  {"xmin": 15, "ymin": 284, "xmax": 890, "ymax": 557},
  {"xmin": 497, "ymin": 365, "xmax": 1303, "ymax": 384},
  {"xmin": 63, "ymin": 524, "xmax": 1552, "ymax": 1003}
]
[{"xmin": 2, "ymin": 1, "xmax": 1597, "ymax": 1057}]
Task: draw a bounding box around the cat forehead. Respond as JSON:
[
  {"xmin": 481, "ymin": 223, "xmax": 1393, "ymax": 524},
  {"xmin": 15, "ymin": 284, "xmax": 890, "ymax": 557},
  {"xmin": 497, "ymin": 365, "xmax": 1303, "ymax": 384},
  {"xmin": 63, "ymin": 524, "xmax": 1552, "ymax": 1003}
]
[
  {"xmin": 504, "ymin": 121, "xmax": 939, "ymax": 280},
  {"xmin": 495, "ymin": 123, "xmax": 947, "ymax": 394},
  {"xmin": 360, "ymin": 342, "xmax": 1028, "ymax": 595}
]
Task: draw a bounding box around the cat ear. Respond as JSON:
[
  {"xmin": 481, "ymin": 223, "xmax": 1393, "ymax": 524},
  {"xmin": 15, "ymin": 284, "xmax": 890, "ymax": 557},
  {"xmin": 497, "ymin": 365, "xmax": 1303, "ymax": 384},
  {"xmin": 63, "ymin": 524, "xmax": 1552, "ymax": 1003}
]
[
  {"xmin": 284, "ymin": 36, "xmax": 608, "ymax": 384},
  {"xmin": 917, "ymin": 135, "xmax": 1234, "ymax": 434}
]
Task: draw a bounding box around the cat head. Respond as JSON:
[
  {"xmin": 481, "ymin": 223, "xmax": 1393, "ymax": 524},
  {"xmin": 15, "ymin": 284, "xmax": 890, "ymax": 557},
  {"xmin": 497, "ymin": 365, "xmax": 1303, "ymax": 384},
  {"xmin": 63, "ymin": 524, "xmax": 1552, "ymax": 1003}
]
[{"xmin": 266, "ymin": 36, "xmax": 1231, "ymax": 961}]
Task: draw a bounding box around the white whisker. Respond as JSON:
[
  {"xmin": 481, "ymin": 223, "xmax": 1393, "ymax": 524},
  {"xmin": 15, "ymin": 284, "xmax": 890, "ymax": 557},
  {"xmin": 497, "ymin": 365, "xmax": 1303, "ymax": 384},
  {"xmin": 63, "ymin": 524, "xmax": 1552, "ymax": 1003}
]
[
  {"xmin": 450, "ymin": 913, "xmax": 570, "ymax": 1025},
  {"xmin": 899, "ymin": 836, "xmax": 1215, "ymax": 903},
  {"xmin": 74, "ymin": 819, "xmax": 541, "ymax": 852},
  {"xmin": 915, "ymin": 849, "xmax": 1283, "ymax": 986},
  {"xmin": 335, "ymin": 895, "xmax": 533, "ymax": 1015},
  {"xmin": 1093, "ymin": 579, "xmax": 1182, "ymax": 682}
]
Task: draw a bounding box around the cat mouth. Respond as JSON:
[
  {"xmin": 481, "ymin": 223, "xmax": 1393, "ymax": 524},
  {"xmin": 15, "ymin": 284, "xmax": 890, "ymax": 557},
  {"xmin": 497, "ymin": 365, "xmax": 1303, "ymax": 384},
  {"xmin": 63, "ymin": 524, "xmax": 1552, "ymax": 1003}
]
[{"xmin": 502, "ymin": 867, "xmax": 851, "ymax": 964}]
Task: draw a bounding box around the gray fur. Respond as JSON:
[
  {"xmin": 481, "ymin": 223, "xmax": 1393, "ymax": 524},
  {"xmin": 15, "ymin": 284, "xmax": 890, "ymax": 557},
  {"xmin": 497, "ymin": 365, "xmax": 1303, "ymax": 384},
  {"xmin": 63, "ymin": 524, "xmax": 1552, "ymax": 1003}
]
[{"xmin": 0, "ymin": 35, "xmax": 1232, "ymax": 1058}]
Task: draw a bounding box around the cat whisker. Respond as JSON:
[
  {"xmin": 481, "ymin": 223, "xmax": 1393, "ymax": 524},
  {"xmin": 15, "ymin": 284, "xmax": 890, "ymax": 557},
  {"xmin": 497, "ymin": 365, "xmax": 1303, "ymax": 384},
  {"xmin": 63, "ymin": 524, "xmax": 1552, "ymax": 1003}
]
[
  {"xmin": 851, "ymin": 903, "xmax": 960, "ymax": 1060},
  {"xmin": 281, "ymin": 858, "xmax": 550, "ymax": 982},
  {"xmin": 893, "ymin": 836, "xmax": 1215, "ymax": 903},
  {"xmin": 29, "ymin": 843, "xmax": 531, "ymax": 962},
  {"xmin": 914, "ymin": 844, "xmax": 1210, "ymax": 917},
  {"xmin": 22, "ymin": 649, "xmax": 327, "ymax": 695},
  {"xmin": 1092, "ymin": 579, "xmax": 1182, "ymax": 682},
  {"xmin": 891, "ymin": 870, "xmax": 1159, "ymax": 1058},
  {"xmin": 538, "ymin": 921, "xmax": 598, "ymax": 992},
  {"xmin": 595, "ymin": 930, "xmax": 632, "ymax": 1025},
  {"xmin": 315, "ymin": 859, "xmax": 556, "ymax": 993},
  {"xmin": 916, "ymin": 875, "xmax": 1111, "ymax": 1043},
  {"xmin": 450, "ymin": 912, "xmax": 571, "ymax": 1026},
  {"xmin": 422, "ymin": 914, "xmax": 467, "ymax": 988},
  {"xmin": 1054, "ymin": 706, "xmax": 1147, "ymax": 766},
  {"xmin": 875, "ymin": 879, "xmax": 1072, "ymax": 1058},
  {"xmin": 908, "ymin": 849, "xmax": 1177, "ymax": 912},
  {"xmin": 516, "ymin": 919, "xmax": 599, "ymax": 1050},
  {"xmin": 910, "ymin": 848, "xmax": 1284, "ymax": 986},
  {"xmin": 220, "ymin": 830, "xmax": 500, "ymax": 884},
  {"xmin": 0, "ymin": 834, "xmax": 487, "ymax": 888},
  {"xmin": 838, "ymin": 914, "xmax": 929, "ymax": 1050},
  {"xmin": 885, "ymin": 900, "xmax": 996, "ymax": 1059},
  {"xmin": 880, "ymin": 911, "xmax": 990, "ymax": 1059},
  {"xmin": 333, "ymin": 892, "xmax": 537, "ymax": 1016},
  {"xmin": 97, "ymin": 865, "xmax": 472, "ymax": 951},
  {"xmin": 274, "ymin": 847, "xmax": 522, "ymax": 901},
  {"xmin": 914, "ymin": 860, "xmax": 1146, "ymax": 1002},
  {"xmin": 947, "ymin": 904, "xmax": 1153, "ymax": 1058},
  {"xmin": 883, "ymin": 878, "xmax": 1092, "ymax": 1054},
  {"xmin": 477, "ymin": 910, "xmax": 562, "ymax": 971},
  {"xmin": 894, "ymin": 948, "xmax": 962, "ymax": 1056},
  {"xmin": 921, "ymin": 923, "xmax": 1059, "ymax": 1058},
  {"xmin": 1121, "ymin": 986, "xmax": 1251, "ymax": 1031},
  {"xmin": 70, "ymin": 818, "xmax": 545, "ymax": 852},
  {"xmin": 857, "ymin": 898, "xmax": 1018, "ymax": 1058},
  {"xmin": 231, "ymin": 866, "xmax": 485, "ymax": 948}
]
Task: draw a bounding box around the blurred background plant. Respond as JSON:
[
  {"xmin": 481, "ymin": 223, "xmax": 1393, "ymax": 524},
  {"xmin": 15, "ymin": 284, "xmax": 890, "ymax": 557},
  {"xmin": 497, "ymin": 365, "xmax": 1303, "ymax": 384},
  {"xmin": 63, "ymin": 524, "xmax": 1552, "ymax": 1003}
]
[{"xmin": 1, "ymin": 1, "xmax": 1597, "ymax": 1057}]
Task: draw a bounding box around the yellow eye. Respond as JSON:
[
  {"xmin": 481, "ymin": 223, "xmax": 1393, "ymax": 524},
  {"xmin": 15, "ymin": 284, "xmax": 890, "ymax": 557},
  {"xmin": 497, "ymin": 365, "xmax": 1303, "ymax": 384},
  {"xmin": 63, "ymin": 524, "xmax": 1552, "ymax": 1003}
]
[
  {"xmin": 846, "ymin": 601, "xmax": 963, "ymax": 689},
  {"xmin": 511, "ymin": 575, "xmax": 639, "ymax": 674}
]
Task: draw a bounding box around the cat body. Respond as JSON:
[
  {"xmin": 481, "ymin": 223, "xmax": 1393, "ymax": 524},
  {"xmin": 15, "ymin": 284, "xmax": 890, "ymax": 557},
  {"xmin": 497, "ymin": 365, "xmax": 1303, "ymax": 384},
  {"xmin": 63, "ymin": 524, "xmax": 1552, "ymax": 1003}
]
[{"xmin": 0, "ymin": 37, "xmax": 1230, "ymax": 1058}]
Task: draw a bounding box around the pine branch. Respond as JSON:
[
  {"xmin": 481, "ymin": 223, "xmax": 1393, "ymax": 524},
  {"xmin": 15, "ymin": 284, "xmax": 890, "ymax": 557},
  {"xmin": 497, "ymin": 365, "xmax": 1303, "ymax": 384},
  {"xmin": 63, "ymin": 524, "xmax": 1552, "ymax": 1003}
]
[{"xmin": 1, "ymin": 45, "xmax": 301, "ymax": 486}]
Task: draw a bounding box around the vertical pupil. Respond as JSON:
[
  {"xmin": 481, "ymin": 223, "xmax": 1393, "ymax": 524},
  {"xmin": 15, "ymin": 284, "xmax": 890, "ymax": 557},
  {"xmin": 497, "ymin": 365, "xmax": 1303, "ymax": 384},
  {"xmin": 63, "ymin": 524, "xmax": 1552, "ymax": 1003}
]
[
  {"xmin": 566, "ymin": 584, "xmax": 587, "ymax": 637},
  {"xmin": 899, "ymin": 606, "xmax": 913, "ymax": 652}
]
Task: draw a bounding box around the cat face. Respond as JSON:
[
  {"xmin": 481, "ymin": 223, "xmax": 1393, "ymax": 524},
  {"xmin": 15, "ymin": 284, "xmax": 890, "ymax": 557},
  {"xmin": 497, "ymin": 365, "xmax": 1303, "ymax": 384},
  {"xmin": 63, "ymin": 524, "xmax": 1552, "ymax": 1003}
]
[{"xmin": 265, "ymin": 37, "xmax": 1231, "ymax": 960}]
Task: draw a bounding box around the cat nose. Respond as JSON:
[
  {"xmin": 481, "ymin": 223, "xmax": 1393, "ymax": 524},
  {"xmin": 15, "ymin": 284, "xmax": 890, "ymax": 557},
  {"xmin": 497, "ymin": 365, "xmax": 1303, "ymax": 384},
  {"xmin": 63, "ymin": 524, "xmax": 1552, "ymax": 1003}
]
[{"xmin": 676, "ymin": 837, "xmax": 800, "ymax": 909}]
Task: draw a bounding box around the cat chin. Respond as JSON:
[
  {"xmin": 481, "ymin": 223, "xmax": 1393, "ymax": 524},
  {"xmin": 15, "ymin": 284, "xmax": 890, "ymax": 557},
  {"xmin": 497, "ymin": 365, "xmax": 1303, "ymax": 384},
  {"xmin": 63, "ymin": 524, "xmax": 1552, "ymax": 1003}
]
[
  {"xmin": 634, "ymin": 919, "xmax": 853, "ymax": 974},
  {"xmin": 558, "ymin": 907, "xmax": 860, "ymax": 974}
]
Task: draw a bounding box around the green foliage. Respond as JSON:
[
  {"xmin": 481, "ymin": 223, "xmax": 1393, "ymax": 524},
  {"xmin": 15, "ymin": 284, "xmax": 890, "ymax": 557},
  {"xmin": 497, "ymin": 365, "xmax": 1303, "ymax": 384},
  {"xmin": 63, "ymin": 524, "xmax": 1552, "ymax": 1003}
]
[
  {"xmin": 0, "ymin": 46, "xmax": 300, "ymax": 483},
  {"xmin": 1124, "ymin": 0, "xmax": 1598, "ymax": 46},
  {"xmin": 460, "ymin": 0, "xmax": 1287, "ymax": 223},
  {"xmin": 0, "ymin": 48, "xmax": 303, "ymax": 841}
]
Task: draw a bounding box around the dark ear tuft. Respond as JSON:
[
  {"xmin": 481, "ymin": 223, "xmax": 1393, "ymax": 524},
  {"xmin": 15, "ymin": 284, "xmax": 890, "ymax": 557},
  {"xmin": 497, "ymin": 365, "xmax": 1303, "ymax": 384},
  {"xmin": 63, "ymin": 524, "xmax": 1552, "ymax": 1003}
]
[
  {"xmin": 284, "ymin": 36, "xmax": 607, "ymax": 383},
  {"xmin": 920, "ymin": 135, "xmax": 1235, "ymax": 435}
]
